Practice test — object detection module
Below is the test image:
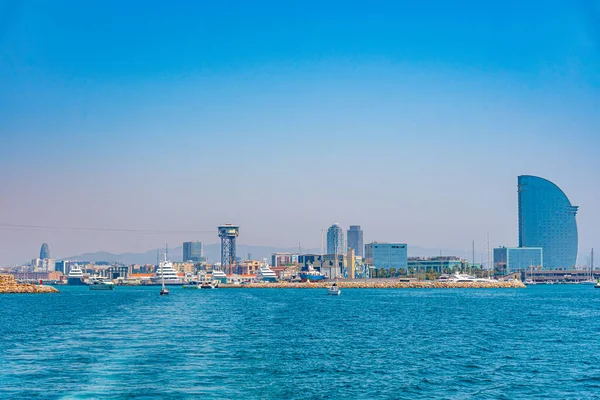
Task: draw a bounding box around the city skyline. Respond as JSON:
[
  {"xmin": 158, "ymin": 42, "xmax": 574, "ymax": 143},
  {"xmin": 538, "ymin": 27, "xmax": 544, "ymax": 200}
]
[
  {"xmin": 0, "ymin": 171, "xmax": 598, "ymax": 266},
  {"xmin": 1, "ymin": 2, "xmax": 599, "ymax": 265}
]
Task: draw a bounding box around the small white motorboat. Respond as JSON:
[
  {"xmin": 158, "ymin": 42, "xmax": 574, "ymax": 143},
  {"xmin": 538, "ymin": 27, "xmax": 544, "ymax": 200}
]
[{"xmin": 327, "ymin": 282, "xmax": 341, "ymax": 296}]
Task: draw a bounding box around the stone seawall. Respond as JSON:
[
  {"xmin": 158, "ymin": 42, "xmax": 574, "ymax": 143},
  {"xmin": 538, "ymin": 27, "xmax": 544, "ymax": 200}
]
[
  {"xmin": 220, "ymin": 280, "xmax": 526, "ymax": 289},
  {"xmin": 0, "ymin": 274, "xmax": 59, "ymax": 294}
]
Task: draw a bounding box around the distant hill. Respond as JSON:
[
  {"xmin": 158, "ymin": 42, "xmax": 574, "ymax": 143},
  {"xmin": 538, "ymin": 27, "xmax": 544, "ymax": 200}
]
[{"xmin": 61, "ymin": 244, "xmax": 465, "ymax": 265}]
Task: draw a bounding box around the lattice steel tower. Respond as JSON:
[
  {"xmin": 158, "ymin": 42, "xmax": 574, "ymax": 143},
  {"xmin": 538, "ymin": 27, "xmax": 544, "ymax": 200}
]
[{"xmin": 218, "ymin": 224, "xmax": 239, "ymax": 274}]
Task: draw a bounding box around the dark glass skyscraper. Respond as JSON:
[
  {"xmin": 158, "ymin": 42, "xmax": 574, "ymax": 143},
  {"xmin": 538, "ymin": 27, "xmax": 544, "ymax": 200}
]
[
  {"xmin": 518, "ymin": 175, "xmax": 578, "ymax": 268},
  {"xmin": 347, "ymin": 225, "xmax": 364, "ymax": 257},
  {"xmin": 40, "ymin": 243, "xmax": 50, "ymax": 259},
  {"xmin": 183, "ymin": 241, "xmax": 203, "ymax": 262}
]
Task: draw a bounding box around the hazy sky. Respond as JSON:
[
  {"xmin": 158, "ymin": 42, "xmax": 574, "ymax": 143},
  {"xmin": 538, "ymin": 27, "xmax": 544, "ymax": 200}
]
[{"xmin": 1, "ymin": 0, "xmax": 599, "ymax": 265}]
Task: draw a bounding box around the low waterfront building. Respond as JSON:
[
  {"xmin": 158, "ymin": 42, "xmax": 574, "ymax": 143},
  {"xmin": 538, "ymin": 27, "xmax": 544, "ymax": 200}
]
[
  {"xmin": 238, "ymin": 260, "xmax": 262, "ymax": 275},
  {"xmin": 365, "ymin": 243, "xmax": 408, "ymax": 271},
  {"xmin": 407, "ymin": 257, "xmax": 464, "ymax": 273},
  {"xmin": 322, "ymin": 254, "xmax": 348, "ymax": 279},
  {"xmin": 172, "ymin": 262, "xmax": 195, "ymax": 274},
  {"xmin": 493, "ymin": 247, "xmax": 543, "ymax": 274},
  {"xmin": 55, "ymin": 260, "xmax": 73, "ymax": 274},
  {"xmin": 107, "ymin": 264, "xmax": 129, "ymax": 279},
  {"xmin": 11, "ymin": 271, "xmax": 62, "ymax": 281},
  {"xmin": 271, "ymin": 253, "xmax": 299, "ymax": 267},
  {"xmin": 526, "ymin": 269, "xmax": 596, "ymax": 283},
  {"xmin": 32, "ymin": 258, "xmax": 55, "ymax": 272}
]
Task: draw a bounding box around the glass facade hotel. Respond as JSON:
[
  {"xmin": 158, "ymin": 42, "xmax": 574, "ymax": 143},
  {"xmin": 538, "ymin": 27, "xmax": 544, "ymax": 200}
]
[
  {"xmin": 518, "ymin": 175, "xmax": 578, "ymax": 269},
  {"xmin": 494, "ymin": 247, "xmax": 543, "ymax": 273},
  {"xmin": 365, "ymin": 243, "xmax": 408, "ymax": 271}
]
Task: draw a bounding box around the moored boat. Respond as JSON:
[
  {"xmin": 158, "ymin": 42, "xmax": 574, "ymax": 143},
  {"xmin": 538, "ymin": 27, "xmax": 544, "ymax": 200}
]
[
  {"xmin": 211, "ymin": 270, "xmax": 227, "ymax": 284},
  {"xmin": 67, "ymin": 264, "xmax": 85, "ymax": 285},
  {"xmin": 152, "ymin": 258, "xmax": 181, "ymax": 285},
  {"xmin": 200, "ymin": 277, "xmax": 217, "ymax": 289},
  {"xmin": 299, "ymin": 265, "xmax": 325, "ymax": 282},
  {"xmin": 257, "ymin": 261, "xmax": 278, "ymax": 283},
  {"xmin": 88, "ymin": 277, "xmax": 115, "ymax": 290},
  {"xmin": 182, "ymin": 280, "xmax": 201, "ymax": 289}
]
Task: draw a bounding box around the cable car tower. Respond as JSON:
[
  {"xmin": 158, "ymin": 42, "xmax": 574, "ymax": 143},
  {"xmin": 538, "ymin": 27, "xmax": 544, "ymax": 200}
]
[{"xmin": 218, "ymin": 224, "xmax": 239, "ymax": 275}]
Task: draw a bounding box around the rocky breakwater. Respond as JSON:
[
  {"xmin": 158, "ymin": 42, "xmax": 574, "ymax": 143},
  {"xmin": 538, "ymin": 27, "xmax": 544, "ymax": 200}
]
[
  {"xmin": 223, "ymin": 280, "xmax": 526, "ymax": 289},
  {"xmin": 0, "ymin": 274, "xmax": 59, "ymax": 294}
]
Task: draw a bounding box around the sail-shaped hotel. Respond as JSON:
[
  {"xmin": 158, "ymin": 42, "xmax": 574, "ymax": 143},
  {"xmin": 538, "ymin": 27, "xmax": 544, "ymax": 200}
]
[{"xmin": 518, "ymin": 175, "xmax": 579, "ymax": 269}]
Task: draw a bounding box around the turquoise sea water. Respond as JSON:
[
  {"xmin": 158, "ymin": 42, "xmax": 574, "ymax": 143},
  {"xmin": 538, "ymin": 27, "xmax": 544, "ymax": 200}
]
[{"xmin": 1, "ymin": 285, "xmax": 600, "ymax": 399}]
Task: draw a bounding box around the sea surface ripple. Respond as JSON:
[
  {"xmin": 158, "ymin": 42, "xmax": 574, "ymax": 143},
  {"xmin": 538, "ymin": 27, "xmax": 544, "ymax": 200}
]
[{"xmin": 1, "ymin": 285, "xmax": 600, "ymax": 399}]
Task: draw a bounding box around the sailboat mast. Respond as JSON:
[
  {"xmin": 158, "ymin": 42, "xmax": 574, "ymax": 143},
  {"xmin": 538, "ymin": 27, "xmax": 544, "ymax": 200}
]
[
  {"xmin": 334, "ymin": 234, "xmax": 337, "ymax": 280},
  {"xmin": 472, "ymin": 240, "xmax": 475, "ymax": 270},
  {"xmin": 592, "ymin": 248, "xmax": 595, "ymax": 280},
  {"xmin": 161, "ymin": 245, "xmax": 167, "ymax": 290},
  {"xmin": 487, "ymin": 232, "xmax": 492, "ymax": 278}
]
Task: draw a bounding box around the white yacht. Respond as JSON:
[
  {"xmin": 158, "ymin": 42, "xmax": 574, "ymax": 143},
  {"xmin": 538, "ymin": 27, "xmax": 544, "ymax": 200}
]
[
  {"xmin": 67, "ymin": 264, "xmax": 85, "ymax": 285},
  {"xmin": 211, "ymin": 270, "xmax": 227, "ymax": 284},
  {"xmin": 88, "ymin": 276, "xmax": 115, "ymax": 290},
  {"xmin": 257, "ymin": 261, "xmax": 278, "ymax": 283},
  {"xmin": 444, "ymin": 272, "xmax": 499, "ymax": 283},
  {"xmin": 152, "ymin": 259, "xmax": 181, "ymax": 285}
]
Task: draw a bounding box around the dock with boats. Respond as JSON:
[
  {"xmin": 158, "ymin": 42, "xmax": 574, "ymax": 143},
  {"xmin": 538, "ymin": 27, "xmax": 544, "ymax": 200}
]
[{"xmin": 218, "ymin": 279, "xmax": 526, "ymax": 289}]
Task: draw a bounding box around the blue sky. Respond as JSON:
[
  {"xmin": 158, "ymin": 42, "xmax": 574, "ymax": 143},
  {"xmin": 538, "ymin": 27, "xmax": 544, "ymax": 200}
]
[{"xmin": 0, "ymin": 0, "xmax": 599, "ymax": 265}]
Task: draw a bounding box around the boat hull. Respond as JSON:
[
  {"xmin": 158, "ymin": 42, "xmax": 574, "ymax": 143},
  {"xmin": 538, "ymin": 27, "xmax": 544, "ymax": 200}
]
[
  {"xmin": 89, "ymin": 285, "xmax": 114, "ymax": 290},
  {"xmin": 300, "ymin": 273, "xmax": 325, "ymax": 281},
  {"xmin": 68, "ymin": 277, "xmax": 85, "ymax": 285}
]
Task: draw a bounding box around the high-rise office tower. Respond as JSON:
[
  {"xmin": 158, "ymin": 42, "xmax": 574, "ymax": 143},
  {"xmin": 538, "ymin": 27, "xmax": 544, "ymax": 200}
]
[
  {"xmin": 347, "ymin": 225, "xmax": 364, "ymax": 257},
  {"xmin": 518, "ymin": 175, "xmax": 578, "ymax": 268},
  {"xmin": 183, "ymin": 241, "xmax": 203, "ymax": 262},
  {"xmin": 40, "ymin": 243, "xmax": 50, "ymax": 259},
  {"xmin": 326, "ymin": 224, "xmax": 346, "ymax": 255}
]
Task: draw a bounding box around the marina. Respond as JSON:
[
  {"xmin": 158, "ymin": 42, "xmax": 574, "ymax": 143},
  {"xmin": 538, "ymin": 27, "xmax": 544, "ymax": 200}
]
[{"xmin": 217, "ymin": 278, "xmax": 526, "ymax": 289}]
